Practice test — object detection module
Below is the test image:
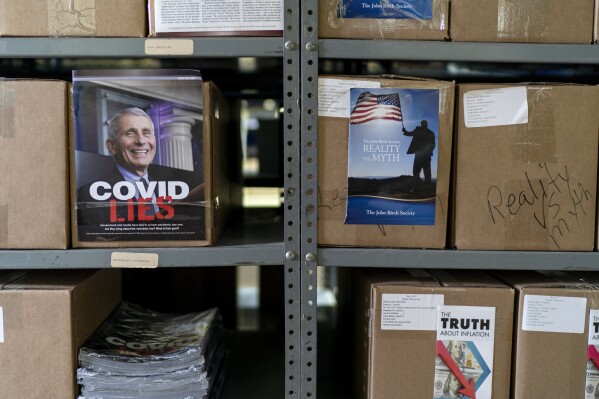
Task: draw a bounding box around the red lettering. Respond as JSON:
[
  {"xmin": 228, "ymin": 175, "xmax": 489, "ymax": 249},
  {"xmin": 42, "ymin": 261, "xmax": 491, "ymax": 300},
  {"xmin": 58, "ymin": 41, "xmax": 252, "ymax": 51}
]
[
  {"xmin": 137, "ymin": 198, "xmax": 155, "ymax": 221},
  {"xmin": 156, "ymin": 196, "xmax": 175, "ymax": 220},
  {"xmin": 127, "ymin": 199, "xmax": 135, "ymax": 221},
  {"xmin": 110, "ymin": 199, "xmax": 118, "ymax": 222},
  {"xmin": 109, "ymin": 199, "xmax": 126, "ymax": 222}
]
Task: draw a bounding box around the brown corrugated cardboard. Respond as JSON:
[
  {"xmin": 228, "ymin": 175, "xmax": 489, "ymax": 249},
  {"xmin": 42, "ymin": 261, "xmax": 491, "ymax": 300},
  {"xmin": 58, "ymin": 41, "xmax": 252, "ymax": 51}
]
[
  {"xmin": 319, "ymin": 0, "xmax": 449, "ymax": 40},
  {"xmin": 354, "ymin": 269, "xmax": 514, "ymax": 399},
  {"xmin": 0, "ymin": 80, "xmax": 70, "ymax": 249},
  {"xmin": 0, "ymin": 0, "xmax": 146, "ymax": 37},
  {"xmin": 0, "ymin": 269, "xmax": 121, "ymax": 399},
  {"xmin": 450, "ymin": 0, "xmax": 594, "ymax": 43},
  {"xmin": 71, "ymin": 79, "xmax": 232, "ymax": 248},
  {"xmin": 318, "ymin": 75, "xmax": 455, "ymax": 248},
  {"xmin": 452, "ymin": 83, "xmax": 599, "ymax": 251},
  {"xmin": 494, "ymin": 270, "xmax": 599, "ymax": 399},
  {"xmin": 595, "ymin": 1, "xmax": 599, "ymax": 43}
]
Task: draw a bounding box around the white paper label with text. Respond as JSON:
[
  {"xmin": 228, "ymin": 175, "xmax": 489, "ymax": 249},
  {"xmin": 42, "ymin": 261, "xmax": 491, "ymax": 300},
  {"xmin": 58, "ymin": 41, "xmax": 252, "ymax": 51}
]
[
  {"xmin": 522, "ymin": 295, "xmax": 586, "ymax": 333},
  {"xmin": 145, "ymin": 39, "xmax": 194, "ymax": 55},
  {"xmin": 381, "ymin": 293, "xmax": 444, "ymax": 330},
  {"xmin": 463, "ymin": 86, "xmax": 528, "ymax": 128},
  {"xmin": 318, "ymin": 78, "xmax": 381, "ymax": 118},
  {"xmin": 111, "ymin": 252, "xmax": 159, "ymax": 268}
]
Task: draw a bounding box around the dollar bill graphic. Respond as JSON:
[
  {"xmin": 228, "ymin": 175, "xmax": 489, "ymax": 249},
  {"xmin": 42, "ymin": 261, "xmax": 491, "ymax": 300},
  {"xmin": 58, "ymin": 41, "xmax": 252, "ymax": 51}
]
[
  {"xmin": 585, "ymin": 360, "xmax": 599, "ymax": 399},
  {"xmin": 434, "ymin": 341, "xmax": 484, "ymax": 399}
]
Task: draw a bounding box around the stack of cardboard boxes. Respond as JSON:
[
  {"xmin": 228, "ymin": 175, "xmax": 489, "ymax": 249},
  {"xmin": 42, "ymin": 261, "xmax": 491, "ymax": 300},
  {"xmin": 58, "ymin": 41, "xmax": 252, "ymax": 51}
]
[
  {"xmin": 0, "ymin": 0, "xmax": 146, "ymax": 37},
  {"xmin": 0, "ymin": 269, "xmax": 121, "ymax": 398},
  {"xmin": 353, "ymin": 269, "xmax": 599, "ymax": 399}
]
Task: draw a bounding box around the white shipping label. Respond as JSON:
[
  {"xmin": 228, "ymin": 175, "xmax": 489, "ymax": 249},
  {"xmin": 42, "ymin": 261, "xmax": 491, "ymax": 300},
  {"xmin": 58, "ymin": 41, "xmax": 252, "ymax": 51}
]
[
  {"xmin": 381, "ymin": 294, "xmax": 444, "ymax": 331},
  {"xmin": 463, "ymin": 86, "xmax": 528, "ymax": 128},
  {"xmin": 522, "ymin": 295, "xmax": 587, "ymax": 334},
  {"xmin": 154, "ymin": 0, "xmax": 283, "ymax": 33},
  {"xmin": 589, "ymin": 309, "xmax": 599, "ymax": 345},
  {"xmin": 318, "ymin": 78, "xmax": 380, "ymax": 118},
  {"xmin": 0, "ymin": 307, "xmax": 4, "ymax": 343}
]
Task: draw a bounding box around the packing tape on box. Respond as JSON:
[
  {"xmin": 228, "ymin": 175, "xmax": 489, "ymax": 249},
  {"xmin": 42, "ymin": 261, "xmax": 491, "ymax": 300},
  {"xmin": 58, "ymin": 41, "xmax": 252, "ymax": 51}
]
[
  {"xmin": 0, "ymin": 203, "xmax": 7, "ymax": 243},
  {"xmin": 47, "ymin": 0, "xmax": 96, "ymax": 37},
  {"xmin": 514, "ymin": 87, "xmax": 556, "ymax": 163},
  {"xmin": 0, "ymin": 78, "xmax": 13, "ymax": 244},
  {"xmin": 538, "ymin": 270, "xmax": 599, "ymax": 290},
  {"xmin": 75, "ymin": 199, "xmax": 214, "ymax": 210},
  {"xmin": 497, "ymin": 0, "xmax": 548, "ymax": 40},
  {"xmin": 0, "ymin": 79, "xmax": 16, "ymax": 139},
  {"xmin": 327, "ymin": 0, "xmax": 448, "ymax": 35}
]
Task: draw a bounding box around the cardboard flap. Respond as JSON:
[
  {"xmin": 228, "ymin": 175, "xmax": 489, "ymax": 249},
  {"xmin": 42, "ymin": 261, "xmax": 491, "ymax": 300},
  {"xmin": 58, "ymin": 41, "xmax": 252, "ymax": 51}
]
[
  {"xmin": 0, "ymin": 271, "xmax": 29, "ymax": 288},
  {"xmin": 494, "ymin": 270, "xmax": 599, "ymax": 290},
  {"xmin": 366, "ymin": 268, "xmax": 441, "ymax": 288},
  {"xmin": 430, "ymin": 269, "xmax": 510, "ymax": 288},
  {"xmin": 4, "ymin": 270, "xmax": 97, "ymax": 290}
]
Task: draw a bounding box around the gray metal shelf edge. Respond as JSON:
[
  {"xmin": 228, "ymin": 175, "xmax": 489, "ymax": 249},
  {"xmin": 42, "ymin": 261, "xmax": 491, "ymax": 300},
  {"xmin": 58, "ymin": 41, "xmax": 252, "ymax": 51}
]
[
  {"xmin": 319, "ymin": 39, "xmax": 599, "ymax": 63},
  {"xmin": 318, "ymin": 248, "xmax": 599, "ymax": 270},
  {"xmin": 0, "ymin": 243, "xmax": 284, "ymax": 269},
  {"xmin": 0, "ymin": 37, "xmax": 283, "ymax": 58}
]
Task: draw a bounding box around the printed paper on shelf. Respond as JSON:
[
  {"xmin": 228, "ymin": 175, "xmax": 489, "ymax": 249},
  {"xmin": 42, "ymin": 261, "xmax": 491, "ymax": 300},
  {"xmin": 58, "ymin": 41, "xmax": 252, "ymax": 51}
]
[
  {"xmin": 341, "ymin": 0, "xmax": 433, "ymax": 20},
  {"xmin": 72, "ymin": 69, "xmax": 207, "ymax": 242},
  {"xmin": 463, "ymin": 86, "xmax": 528, "ymax": 128},
  {"xmin": 318, "ymin": 78, "xmax": 381, "ymax": 118},
  {"xmin": 434, "ymin": 305, "xmax": 496, "ymax": 399},
  {"xmin": 154, "ymin": 0, "xmax": 283, "ymax": 33},
  {"xmin": 381, "ymin": 293, "xmax": 444, "ymax": 330},
  {"xmin": 586, "ymin": 309, "xmax": 599, "ymax": 399},
  {"xmin": 0, "ymin": 307, "xmax": 3, "ymax": 343},
  {"xmin": 522, "ymin": 295, "xmax": 587, "ymax": 334},
  {"xmin": 345, "ymin": 87, "xmax": 440, "ymax": 225}
]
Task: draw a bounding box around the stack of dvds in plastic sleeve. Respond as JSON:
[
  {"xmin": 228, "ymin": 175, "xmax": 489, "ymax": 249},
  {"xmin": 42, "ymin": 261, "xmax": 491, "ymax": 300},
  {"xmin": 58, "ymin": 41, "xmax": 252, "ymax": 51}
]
[{"xmin": 77, "ymin": 302, "xmax": 225, "ymax": 399}]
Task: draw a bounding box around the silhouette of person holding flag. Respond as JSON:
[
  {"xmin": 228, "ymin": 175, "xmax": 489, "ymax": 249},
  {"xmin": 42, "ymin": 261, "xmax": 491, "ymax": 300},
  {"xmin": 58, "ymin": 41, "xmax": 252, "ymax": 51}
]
[{"xmin": 402, "ymin": 120, "xmax": 436, "ymax": 183}]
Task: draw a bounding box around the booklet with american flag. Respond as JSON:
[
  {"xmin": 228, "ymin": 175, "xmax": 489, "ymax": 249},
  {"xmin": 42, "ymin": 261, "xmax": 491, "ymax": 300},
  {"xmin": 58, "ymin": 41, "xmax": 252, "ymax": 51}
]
[{"xmin": 345, "ymin": 87, "xmax": 440, "ymax": 225}]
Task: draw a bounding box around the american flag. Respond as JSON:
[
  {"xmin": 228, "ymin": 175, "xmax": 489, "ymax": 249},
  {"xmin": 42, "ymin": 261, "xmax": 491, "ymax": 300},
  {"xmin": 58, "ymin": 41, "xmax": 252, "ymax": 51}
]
[{"xmin": 350, "ymin": 92, "xmax": 403, "ymax": 125}]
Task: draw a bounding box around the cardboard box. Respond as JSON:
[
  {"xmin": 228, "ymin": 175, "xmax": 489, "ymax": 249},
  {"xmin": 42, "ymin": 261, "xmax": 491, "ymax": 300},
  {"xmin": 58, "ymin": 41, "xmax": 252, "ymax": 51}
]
[
  {"xmin": 318, "ymin": 75, "xmax": 455, "ymax": 248},
  {"xmin": 0, "ymin": 0, "xmax": 146, "ymax": 37},
  {"xmin": 0, "ymin": 80, "xmax": 70, "ymax": 249},
  {"xmin": 354, "ymin": 268, "xmax": 514, "ymax": 399},
  {"xmin": 450, "ymin": 0, "xmax": 594, "ymax": 43},
  {"xmin": 0, "ymin": 269, "xmax": 121, "ymax": 398},
  {"xmin": 595, "ymin": 1, "xmax": 599, "ymax": 43},
  {"xmin": 494, "ymin": 270, "xmax": 599, "ymax": 399},
  {"xmin": 319, "ymin": 0, "xmax": 449, "ymax": 40},
  {"xmin": 71, "ymin": 70, "xmax": 231, "ymax": 248},
  {"xmin": 452, "ymin": 84, "xmax": 599, "ymax": 251},
  {"xmin": 148, "ymin": 0, "xmax": 283, "ymax": 37}
]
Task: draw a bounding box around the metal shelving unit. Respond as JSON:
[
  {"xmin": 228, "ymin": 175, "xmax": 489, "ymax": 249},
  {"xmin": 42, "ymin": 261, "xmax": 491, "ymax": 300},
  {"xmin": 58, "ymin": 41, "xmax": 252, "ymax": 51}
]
[
  {"xmin": 0, "ymin": 37, "xmax": 283, "ymax": 58},
  {"xmin": 319, "ymin": 39, "xmax": 599, "ymax": 63},
  {"xmin": 302, "ymin": 2, "xmax": 599, "ymax": 399},
  {"xmin": 3, "ymin": 3, "xmax": 599, "ymax": 399},
  {"xmin": 0, "ymin": 3, "xmax": 301, "ymax": 399},
  {"xmin": 318, "ymin": 248, "xmax": 599, "ymax": 270}
]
